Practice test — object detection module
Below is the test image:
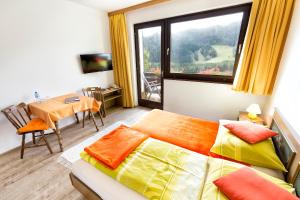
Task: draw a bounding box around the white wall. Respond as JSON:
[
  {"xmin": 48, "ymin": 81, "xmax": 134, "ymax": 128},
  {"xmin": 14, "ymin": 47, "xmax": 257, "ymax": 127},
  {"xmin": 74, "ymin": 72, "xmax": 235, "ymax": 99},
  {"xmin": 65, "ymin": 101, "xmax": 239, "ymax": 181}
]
[
  {"xmin": 0, "ymin": 0, "xmax": 113, "ymax": 154},
  {"xmin": 126, "ymin": 0, "xmax": 267, "ymax": 121},
  {"xmin": 164, "ymin": 80, "xmax": 266, "ymax": 121},
  {"xmin": 264, "ymin": 0, "xmax": 300, "ymax": 139}
]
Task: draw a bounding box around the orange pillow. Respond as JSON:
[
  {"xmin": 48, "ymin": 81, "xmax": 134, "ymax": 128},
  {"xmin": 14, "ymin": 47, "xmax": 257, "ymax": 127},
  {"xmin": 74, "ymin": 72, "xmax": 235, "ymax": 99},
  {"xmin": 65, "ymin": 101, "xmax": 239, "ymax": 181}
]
[
  {"xmin": 213, "ymin": 167, "xmax": 298, "ymax": 200},
  {"xmin": 84, "ymin": 125, "xmax": 149, "ymax": 169},
  {"xmin": 224, "ymin": 122, "xmax": 277, "ymax": 144}
]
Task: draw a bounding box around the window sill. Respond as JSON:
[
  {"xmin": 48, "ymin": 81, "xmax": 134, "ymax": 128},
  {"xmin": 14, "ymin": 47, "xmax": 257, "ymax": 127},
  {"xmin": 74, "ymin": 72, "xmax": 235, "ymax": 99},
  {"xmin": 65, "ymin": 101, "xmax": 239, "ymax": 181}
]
[{"xmin": 163, "ymin": 76, "xmax": 234, "ymax": 85}]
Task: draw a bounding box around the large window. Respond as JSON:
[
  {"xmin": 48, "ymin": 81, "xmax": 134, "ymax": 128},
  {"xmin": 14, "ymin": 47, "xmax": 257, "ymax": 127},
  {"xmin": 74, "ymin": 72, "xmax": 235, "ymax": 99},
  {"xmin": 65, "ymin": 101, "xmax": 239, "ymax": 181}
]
[
  {"xmin": 170, "ymin": 13, "xmax": 244, "ymax": 77},
  {"xmin": 135, "ymin": 3, "xmax": 251, "ymax": 85},
  {"xmin": 165, "ymin": 4, "xmax": 251, "ymax": 83}
]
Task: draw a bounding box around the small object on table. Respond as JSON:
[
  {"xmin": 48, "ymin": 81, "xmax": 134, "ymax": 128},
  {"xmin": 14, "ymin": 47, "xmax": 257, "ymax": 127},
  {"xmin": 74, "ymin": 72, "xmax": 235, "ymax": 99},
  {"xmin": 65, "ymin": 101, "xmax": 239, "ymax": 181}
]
[
  {"xmin": 64, "ymin": 96, "xmax": 80, "ymax": 104},
  {"xmin": 238, "ymin": 111, "xmax": 266, "ymax": 126},
  {"xmin": 246, "ymin": 103, "xmax": 261, "ymax": 120}
]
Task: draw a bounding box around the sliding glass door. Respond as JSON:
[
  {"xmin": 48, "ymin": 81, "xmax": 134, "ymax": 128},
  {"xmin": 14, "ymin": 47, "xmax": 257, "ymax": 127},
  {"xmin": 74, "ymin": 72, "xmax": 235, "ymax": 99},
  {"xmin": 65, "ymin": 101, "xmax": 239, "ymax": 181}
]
[{"xmin": 134, "ymin": 21, "xmax": 164, "ymax": 109}]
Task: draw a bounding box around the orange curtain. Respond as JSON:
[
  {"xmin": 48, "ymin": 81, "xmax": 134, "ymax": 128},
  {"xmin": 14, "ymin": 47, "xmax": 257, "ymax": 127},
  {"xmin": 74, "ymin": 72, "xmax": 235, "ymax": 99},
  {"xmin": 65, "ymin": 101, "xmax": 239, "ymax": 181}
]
[
  {"xmin": 109, "ymin": 13, "xmax": 135, "ymax": 107},
  {"xmin": 234, "ymin": 0, "xmax": 295, "ymax": 95}
]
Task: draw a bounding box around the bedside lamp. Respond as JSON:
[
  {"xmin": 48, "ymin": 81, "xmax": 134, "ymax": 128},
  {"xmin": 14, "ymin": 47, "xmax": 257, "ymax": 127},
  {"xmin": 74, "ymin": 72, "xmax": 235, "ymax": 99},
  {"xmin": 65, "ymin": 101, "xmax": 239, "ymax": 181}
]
[{"xmin": 246, "ymin": 104, "xmax": 261, "ymax": 120}]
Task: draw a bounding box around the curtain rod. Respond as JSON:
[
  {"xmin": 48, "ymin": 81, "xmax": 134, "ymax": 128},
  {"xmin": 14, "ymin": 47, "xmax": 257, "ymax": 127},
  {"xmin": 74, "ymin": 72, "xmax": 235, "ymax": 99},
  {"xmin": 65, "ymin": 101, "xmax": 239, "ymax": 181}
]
[{"xmin": 108, "ymin": 0, "xmax": 170, "ymax": 16}]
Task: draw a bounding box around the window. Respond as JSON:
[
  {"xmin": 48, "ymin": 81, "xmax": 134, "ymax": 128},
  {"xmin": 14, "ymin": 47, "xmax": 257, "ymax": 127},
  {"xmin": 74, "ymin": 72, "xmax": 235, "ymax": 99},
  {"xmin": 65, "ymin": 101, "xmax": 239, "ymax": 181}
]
[
  {"xmin": 134, "ymin": 4, "xmax": 252, "ymax": 85},
  {"xmin": 134, "ymin": 21, "xmax": 165, "ymax": 108},
  {"xmin": 165, "ymin": 4, "xmax": 251, "ymax": 83}
]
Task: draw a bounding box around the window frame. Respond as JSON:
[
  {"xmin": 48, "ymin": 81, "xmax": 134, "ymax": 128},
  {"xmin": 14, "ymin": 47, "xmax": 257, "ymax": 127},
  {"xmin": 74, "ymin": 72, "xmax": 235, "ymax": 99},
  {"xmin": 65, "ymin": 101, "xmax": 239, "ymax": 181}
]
[
  {"xmin": 164, "ymin": 3, "xmax": 252, "ymax": 84},
  {"xmin": 134, "ymin": 20, "xmax": 165, "ymax": 109}
]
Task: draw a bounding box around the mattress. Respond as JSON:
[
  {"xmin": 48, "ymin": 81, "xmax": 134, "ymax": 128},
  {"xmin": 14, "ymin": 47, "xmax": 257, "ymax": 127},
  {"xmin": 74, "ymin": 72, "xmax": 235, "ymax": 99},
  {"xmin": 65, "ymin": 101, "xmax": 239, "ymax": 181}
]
[{"xmin": 72, "ymin": 159, "xmax": 146, "ymax": 200}]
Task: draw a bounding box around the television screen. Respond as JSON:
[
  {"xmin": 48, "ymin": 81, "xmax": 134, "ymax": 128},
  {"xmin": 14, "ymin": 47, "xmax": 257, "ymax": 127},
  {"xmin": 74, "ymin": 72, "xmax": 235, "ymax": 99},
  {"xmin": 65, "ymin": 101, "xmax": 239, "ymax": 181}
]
[{"xmin": 80, "ymin": 53, "xmax": 113, "ymax": 73}]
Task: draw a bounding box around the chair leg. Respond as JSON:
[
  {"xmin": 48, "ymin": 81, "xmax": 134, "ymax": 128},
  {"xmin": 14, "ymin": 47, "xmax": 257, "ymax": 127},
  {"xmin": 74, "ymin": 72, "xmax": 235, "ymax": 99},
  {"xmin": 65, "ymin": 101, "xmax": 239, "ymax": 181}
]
[
  {"xmin": 75, "ymin": 113, "xmax": 79, "ymax": 124},
  {"xmin": 88, "ymin": 111, "xmax": 91, "ymax": 120},
  {"xmin": 40, "ymin": 131, "xmax": 53, "ymax": 154},
  {"xmin": 20, "ymin": 134, "xmax": 26, "ymax": 159},
  {"xmin": 82, "ymin": 111, "xmax": 86, "ymax": 128},
  {"xmin": 102, "ymin": 105, "xmax": 107, "ymax": 118},
  {"xmin": 98, "ymin": 111, "xmax": 104, "ymax": 126},
  {"xmin": 54, "ymin": 122, "xmax": 63, "ymax": 152},
  {"xmin": 32, "ymin": 132, "xmax": 36, "ymax": 144},
  {"xmin": 90, "ymin": 109, "xmax": 99, "ymax": 132}
]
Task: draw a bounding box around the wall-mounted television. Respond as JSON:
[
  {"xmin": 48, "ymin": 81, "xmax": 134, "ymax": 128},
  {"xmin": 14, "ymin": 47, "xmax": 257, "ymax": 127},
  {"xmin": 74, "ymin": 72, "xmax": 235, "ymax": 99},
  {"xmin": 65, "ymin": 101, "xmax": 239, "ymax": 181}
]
[{"xmin": 80, "ymin": 53, "xmax": 113, "ymax": 74}]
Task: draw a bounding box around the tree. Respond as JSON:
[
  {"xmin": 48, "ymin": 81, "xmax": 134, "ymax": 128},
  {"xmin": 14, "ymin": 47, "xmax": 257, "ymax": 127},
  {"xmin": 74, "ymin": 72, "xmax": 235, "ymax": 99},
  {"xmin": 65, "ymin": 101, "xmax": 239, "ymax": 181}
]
[
  {"xmin": 143, "ymin": 49, "xmax": 150, "ymax": 72},
  {"xmin": 141, "ymin": 21, "xmax": 241, "ymax": 73}
]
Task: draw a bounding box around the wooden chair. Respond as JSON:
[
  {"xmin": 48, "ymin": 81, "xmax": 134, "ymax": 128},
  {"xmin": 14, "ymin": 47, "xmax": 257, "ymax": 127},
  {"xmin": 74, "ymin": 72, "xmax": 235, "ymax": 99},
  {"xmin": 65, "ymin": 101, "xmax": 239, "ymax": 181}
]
[
  {"xmin": 1, "ymin": 103, "xmax": 53, "ymax": 159},
  {"xmin": 82, "ymin": 87, "xmax": 104, "ymax": 129}
]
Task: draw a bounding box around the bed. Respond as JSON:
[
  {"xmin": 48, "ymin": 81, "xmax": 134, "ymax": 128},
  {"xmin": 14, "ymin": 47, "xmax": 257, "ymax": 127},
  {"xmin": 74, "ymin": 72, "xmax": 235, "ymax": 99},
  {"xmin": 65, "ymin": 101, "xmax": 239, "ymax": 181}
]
[{"xmin": 63, "ymin": 109, "xmax": 300, "ymax": 199}]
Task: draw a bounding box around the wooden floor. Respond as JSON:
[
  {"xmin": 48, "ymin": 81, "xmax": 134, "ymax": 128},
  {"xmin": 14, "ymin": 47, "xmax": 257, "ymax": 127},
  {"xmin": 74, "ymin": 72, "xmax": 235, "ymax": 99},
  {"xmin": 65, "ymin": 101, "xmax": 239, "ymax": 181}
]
[{"xmin": 0, "ymin": 107, "xmax": 150, "ymax": 200}]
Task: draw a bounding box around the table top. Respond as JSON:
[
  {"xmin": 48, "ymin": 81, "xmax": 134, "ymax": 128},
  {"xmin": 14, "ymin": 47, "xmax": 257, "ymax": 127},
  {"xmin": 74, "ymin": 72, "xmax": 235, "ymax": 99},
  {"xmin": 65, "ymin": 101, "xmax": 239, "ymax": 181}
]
[
  {"xmin": 28, "ymin": 93, "xmax": 100, "ymax": 128},
  {"xmin": 101, "ymin": 87, "xmax": 122, "ymax": 95},
  {"xmin": 238, "ymin": 111, "xmax": 265, "ymax": 125}
]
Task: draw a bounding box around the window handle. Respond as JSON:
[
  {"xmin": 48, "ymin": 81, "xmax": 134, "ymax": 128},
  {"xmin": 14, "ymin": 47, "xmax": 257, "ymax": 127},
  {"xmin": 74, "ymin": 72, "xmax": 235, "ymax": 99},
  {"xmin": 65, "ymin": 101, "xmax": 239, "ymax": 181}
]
[
  {"xmin": 238, "ymin": 44, "xmax": 242, "ymax": 54},
  {"xmin": 166, "ymin": 48, "xmax": 170, "ymax": 56}
]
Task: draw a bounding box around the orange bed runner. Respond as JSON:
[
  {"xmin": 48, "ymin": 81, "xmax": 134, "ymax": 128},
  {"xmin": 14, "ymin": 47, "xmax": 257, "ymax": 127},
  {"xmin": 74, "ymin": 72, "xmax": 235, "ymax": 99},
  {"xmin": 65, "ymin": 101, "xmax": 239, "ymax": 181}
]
[
  {"xmin": 131, "ymin": 109, "xmax": 219, "ymax": 155},
  {"xmin": 84, "ymin": 125, "xmax": 149, "ymax": 169}
]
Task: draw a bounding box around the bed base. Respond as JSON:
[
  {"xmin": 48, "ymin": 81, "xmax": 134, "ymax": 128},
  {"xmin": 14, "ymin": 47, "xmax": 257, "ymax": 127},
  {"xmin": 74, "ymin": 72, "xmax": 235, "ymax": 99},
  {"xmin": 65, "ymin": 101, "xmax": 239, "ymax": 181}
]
[{"xmin": 70, "ymin": 173, "xmax": 103, "ymax": 200}]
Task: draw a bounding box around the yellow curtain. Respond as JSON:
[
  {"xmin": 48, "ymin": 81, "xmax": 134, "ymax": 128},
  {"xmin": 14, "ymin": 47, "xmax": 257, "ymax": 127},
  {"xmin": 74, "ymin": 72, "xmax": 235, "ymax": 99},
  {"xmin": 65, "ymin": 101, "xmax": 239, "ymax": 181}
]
[
  {"xmin": 109, "ymin": 13, "xmax": 135, "ymax": 108},
  {"xmin": 234, "ymin": 0, "xmax": 295, "ymax": 95}
]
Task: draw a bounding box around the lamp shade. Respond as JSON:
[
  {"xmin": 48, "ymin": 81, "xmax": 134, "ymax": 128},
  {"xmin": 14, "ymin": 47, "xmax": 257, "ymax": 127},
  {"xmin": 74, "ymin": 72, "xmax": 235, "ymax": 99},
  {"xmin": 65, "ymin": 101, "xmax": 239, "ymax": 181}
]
[{"xmin": 246, "ymin": 104, "xmax": 261, "ymax": 115}]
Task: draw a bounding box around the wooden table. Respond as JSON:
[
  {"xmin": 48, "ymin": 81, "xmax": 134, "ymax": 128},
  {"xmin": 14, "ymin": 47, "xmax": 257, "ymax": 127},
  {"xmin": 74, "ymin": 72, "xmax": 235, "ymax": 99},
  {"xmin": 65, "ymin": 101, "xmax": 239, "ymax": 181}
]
[
  {"xmin": 28, "ymin": 93, "xmax": 101, "ymax": 151},
  {"xmin": 100, "ymin": 87, "xmax": 122, "ymax": 117}
]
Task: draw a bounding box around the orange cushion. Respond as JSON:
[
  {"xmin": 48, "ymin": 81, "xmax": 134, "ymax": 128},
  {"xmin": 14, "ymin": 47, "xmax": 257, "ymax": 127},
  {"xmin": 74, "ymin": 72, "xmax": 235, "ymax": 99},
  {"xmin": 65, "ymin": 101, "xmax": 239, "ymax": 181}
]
[
  {"xmin": 213, "ymin": 167, "xmax": 298, "ymax": 200},
  {"xmin": 224, "ymin": 122, "xmax": 277, "ymax": 144},
  {"xmin": 18, "ymin": 118, "xmax": 49, "ymax": 134},
  {"xmin": 84, "ymin": 125, "xmax": 149, "ymax": 169}
]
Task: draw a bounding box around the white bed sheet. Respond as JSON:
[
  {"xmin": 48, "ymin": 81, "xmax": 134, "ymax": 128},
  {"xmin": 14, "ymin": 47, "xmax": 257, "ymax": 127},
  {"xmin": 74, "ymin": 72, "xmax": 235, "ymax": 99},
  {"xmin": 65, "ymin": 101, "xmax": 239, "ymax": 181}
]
[
  {"xmin": 72, "ymin": 159, "xmax": 145, "ymax": 200},
  {"xmin": 252, "ymin": 166, "xmax": 284, "ymax": 180}
]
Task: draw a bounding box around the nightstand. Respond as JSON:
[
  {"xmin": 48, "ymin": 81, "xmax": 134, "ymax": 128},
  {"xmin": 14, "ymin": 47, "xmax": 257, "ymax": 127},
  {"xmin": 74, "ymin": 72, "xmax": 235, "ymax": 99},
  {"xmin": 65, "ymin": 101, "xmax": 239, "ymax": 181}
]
[{"xmin": 238, "ymin": 111, "xmax": 266, "ymax": 125}]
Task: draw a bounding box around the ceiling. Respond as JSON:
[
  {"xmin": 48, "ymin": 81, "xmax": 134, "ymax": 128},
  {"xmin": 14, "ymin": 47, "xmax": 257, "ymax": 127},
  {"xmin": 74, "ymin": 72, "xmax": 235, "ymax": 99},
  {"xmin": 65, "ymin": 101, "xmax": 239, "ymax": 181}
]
[{"xmin": 69, "ymin": 0, "xmax": 150, "ymax": 12}]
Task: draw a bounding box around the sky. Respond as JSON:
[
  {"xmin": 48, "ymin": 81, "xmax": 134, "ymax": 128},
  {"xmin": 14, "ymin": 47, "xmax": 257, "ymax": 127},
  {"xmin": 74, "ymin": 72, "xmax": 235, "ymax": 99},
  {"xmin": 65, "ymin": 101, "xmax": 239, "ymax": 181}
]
[
  {"xmin": 138, "ymin": 12, "xmax": 244, "ymax": 37},
  {"xmin": 172, "ymin": 12, "xmax": 244, "ymax": 33}
]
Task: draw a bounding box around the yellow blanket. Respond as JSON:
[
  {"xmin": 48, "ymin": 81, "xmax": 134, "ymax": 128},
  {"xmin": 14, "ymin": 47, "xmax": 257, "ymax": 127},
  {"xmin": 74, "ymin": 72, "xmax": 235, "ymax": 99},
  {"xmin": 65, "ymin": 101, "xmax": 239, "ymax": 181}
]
[
  {"xmin": 81, "ymin": 138, "xmax": 209, "ymax": 200},
  {"xmin": 81, "ymin": 138, "xmax": 295, "ymax": 200}
]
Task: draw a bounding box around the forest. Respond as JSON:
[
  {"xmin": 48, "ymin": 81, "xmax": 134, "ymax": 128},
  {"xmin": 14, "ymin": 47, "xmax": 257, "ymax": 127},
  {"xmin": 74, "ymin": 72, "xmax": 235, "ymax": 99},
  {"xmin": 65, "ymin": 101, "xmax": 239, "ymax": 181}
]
[{"xmin": 142, "ymin": 21, "xmax": 241, "ymax": 76}]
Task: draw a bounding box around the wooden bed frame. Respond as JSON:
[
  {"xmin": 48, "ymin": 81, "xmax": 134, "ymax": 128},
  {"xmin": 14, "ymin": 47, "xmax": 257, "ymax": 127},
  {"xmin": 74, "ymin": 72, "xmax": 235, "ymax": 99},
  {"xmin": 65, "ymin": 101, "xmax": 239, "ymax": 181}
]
[
  {"xmin": 69, "ymin": 109, "xmax": 300, "ymax": 200},
  {"xmin": 70, "ymin": 173, "xmax": 102, "ymax": 200}
]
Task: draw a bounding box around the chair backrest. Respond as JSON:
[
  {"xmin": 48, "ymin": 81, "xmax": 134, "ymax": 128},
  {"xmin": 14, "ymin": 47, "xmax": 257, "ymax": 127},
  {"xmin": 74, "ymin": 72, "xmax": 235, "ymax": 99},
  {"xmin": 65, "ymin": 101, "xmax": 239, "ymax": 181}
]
[
  {"xmin": 1, "ymin": 103, "xmax": 31, "ymax": 130},
  {"xmin": 82, "ymin": 87, "xmax": 102, "ymax": 101},
  {"xmin": 142, "ymin": 74, "xmax": 151, "ymax": 90}
]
